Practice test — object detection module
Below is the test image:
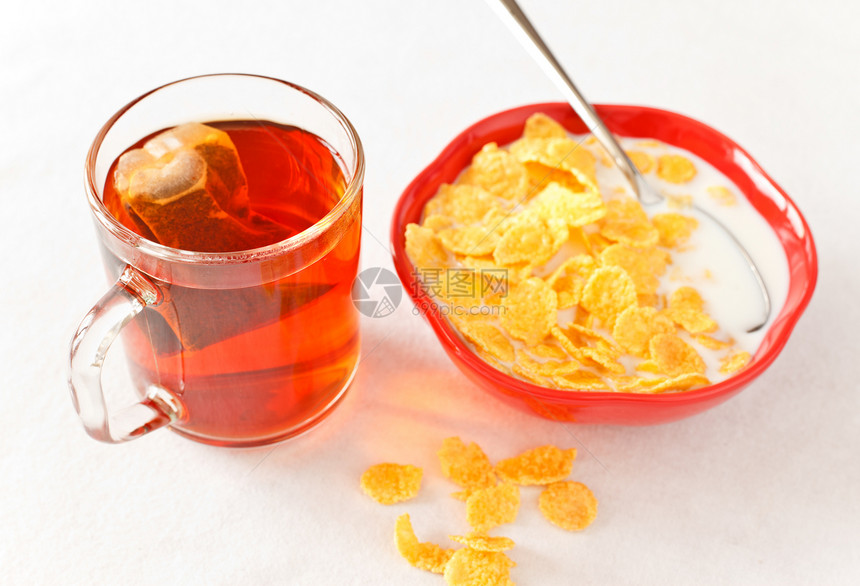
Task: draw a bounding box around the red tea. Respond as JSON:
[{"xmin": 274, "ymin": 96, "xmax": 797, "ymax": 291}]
[{"xmin": 101, "ymin": 120, "xmax": 361, "ymax": 445}]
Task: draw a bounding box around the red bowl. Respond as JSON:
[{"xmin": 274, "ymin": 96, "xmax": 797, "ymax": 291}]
[{"xmin": 390, "ymin": 103, "xmax": 817, "ymax": 425}]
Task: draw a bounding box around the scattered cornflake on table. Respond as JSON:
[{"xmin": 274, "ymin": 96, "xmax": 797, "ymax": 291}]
[
  {"xmin": 360, "ymin": 463, "xmax": 423, "ymax": 505},
  {"xmin": 367, "ymin": 437, "xmax": 598, "ymax": 583},
  {"xmin": 538, "ymin": 481, "xmax": 598, "ymax": 531},
  {"xmin": 495, "ymin": 445, "xmax": 577, "ymax": 486},
  {"xmin": 394, "ymin": 513, "xmax": 455, "ymax": 574},
  {"xmin": 438, "ymin": 437, "xmax": 497, "ymax": 498},
  {"xmin": 466, "ymin": 483, "xmax": 521, "ymax": 533},
  {"xmin": 443, "ymin": 547, "xmax": 516, "ymax": 586}
]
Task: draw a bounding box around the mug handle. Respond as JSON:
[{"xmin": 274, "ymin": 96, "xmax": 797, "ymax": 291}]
[{"xmin": 68, "ymin": 265, "xmax": 184, "ymax": 443}]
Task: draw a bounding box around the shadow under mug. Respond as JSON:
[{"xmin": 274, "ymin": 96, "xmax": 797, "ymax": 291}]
[{"xmin": 69, "ymin": 74, "xmax": 364, "ymax": 447}]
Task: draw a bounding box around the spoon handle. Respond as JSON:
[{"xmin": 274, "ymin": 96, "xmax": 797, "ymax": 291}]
[{"xmin": 487, "ymin": 0, "xmax": 643, "ymax": 196}]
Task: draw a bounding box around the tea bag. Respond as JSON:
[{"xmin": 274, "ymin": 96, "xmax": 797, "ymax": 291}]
[{"xmin": 114, "ymin": 123, "xmax": 290, "ymax": 251}]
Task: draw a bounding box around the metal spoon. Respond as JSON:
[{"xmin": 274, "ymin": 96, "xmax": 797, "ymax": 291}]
[{"xmin": 487, "ymin": 0, "xmax": 771, "ymax": 332}]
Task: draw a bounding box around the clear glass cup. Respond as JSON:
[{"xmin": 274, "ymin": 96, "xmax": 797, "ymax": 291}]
[{"xmin": 69, "ymin": 74, "xmax": 364, "ymax": 446}]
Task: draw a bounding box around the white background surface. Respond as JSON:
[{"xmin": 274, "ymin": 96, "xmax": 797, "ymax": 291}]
[{"xmin": 2, "ymin": 0, "xmax": 858, "ymax": 584}]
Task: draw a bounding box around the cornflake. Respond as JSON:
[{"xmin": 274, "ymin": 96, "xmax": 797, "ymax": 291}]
[
  {"xmin": 394, "ymin": 514, "xmax": 455, "ymax": 574},
  {"xmin": 438, "ymin": 437, "xmax": 497, "ymax": 493},
  {"xmin": 652, "ymin": 212, "xmax": 699, "ymax": 248},
  {"xmin": 360, "ymin": 463, "xmax": 422, "ymax": 505},
  {"xmin": 368, "ymin": 437, "xmax": 600, "ymax": 582},
  {"xmin": 720, "ymin": 350, "xmax": 751, "ymax": 374},
  {"xmin": 495, "ymin": 445, "xmax": 577, "ymax": 486},
  {"xmin": 625, "ymin": 149, "xmax": 655, "ymax": 173},
  {"xmin": 499, "ymin": 277, "xmax": 558, "ymax": 346},
  {"xmin": 530, "ymin": 182, "xmax": 606, "ymax": 227},
  {"xmin": 405, "ymin": 224, "xmax": 448, "ymax": 268},
  {"xmin": 493, "ymin": 213, "xmax": 568, "ymax": 266},
  {"xmin": 707, "ymin": 185, "xmax": 737, "ymax": 206},
  {"xmin": 612, "ymin": 306, "xmax": 675, "ymax": 358},
  {"xmin": 580, "ymin": 266, "xmax": 637, "ymax": 328},
  {"xmin": 466, "ymin": 483, "xmax": 521, "ymax": 533},
  {"xmin": 459, "ymin": 143, "xmax": 530, "ymax": 201},
  {"xmin": 656, "ymin": 154, "xmax": 697, "ymax": 183},
  {"xmin": 538, "ymin": 481, "xmax": 598, "ymax": 531},
  {"xmin": 666, "ymin": 286, "xmax": 718, "ymax": 334},
  {"xmin": 443, "ymin": 547, "xmax": 516, "ymax": 586},
  {"xmin": 649, "ymin": 333, "xmax": 706, "ymax": 377},
  {"xmin": 599, "ymin": 197, "xmax": 659, "ymax": 248},
  {"xmin": 455, "ymin": 316, "xmax": 515, "ymax": 363},
  {"xmin": 425, "ymin": 183, "xmax": 502, "ymax": 225}
]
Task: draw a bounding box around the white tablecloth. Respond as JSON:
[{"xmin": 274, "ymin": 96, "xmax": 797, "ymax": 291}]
[{"xmin": 2, "ymin": 0, "xmax": 858, "ymax": 583}]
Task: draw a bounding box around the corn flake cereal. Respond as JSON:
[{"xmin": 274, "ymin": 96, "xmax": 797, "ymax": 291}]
[
  {"xmin": 720, "ymin": 350, "xmax": 751, "ymax": 374},
  {"xmin": 538, "ymin": 481, "xmax": 598, "ymax": 531},
  {"xmin": 495, "ymin": 445, "xmax": 576, "ymax": 486},
  {"xmin": 612, "ymin": 306, "xmax": 674, "ymax": 358},
  {"xmin": 449, "ymin": 533, "xmax": 516, "ymax": 553},
  {"xmin": 649, "ymin": 373, "xmax": 711, "ymax": 392},
  {"xmin": 550, "ymin": 358, "xmax": 618, "ymax": 391},
  {"xmin": 515, "ymin": 351, "xmax": 580, "ymax": 378},
  {"xmin": 652, "ymin": 212, "xmax": 699, "ymax": 248},
  {"xmin": 425, "ymin": 183, "xmax": 502, "ymax": 225},
  {"xmin": 459, "ymin": 143, "xmax": 530, "ymax": 201},
  {"xmin": 625, "ymin": 150, "xmax": 655, "ymax": 174},
  {"xmin": 695, "ymin": 334, "xmax": 733, "ymax": 350},
  {"xmin": 599, "ymin": 197, "xmax": 659, "ymax": 248},
  {"xmin": 666, "ymin": 286, "xmax": 718, "ymax": 334},
  {"xmin": 523, "ymin": 112, "xmax": 568, "ymax": 139},
  {"xmin": 547, "ymin": 255, "xmax": 596, "ymax": 309},
  {"xmin": 580, "ymin": 266, "xmax": 637, "ymax": 328},
  {"xmin": 394, "ymin": 514, "xmax": 455, "ymax": 574},
  {"xmin": 360, "ymin": 463, "xmax": 423, "ymax": 505},
  {"xmin": 656, "ymin": 154, "xmax": 697, "ymax": 184},
  {"xmin": 707, "ymin": 185, "xmax": 737, "ymax": 206},
  {"xmin": 649, "ymin": 333, "xmax": 706, "ymax": 377},
  {"xmin": 530, "ymin": 181, "xmax": 606, "ymax": 227},
  {"xmin": 405, "ymin": 224, "xmax": 449, "ymax": 268},
  {"xmin": 443, "ymin": 547, "xmax": 516, "ymax": 586},
  {"xmin": 499, "ymin": 277, "xmax": 558, "ymax": 346},
  {"xmin": 438, "ymin": 437, "xmax": 497, "ymax": 492},
  {"xmin": 599, "ymin": 243, "xmax": 668, "ymax": 297},
  {"xmin": 438, "ymin": 224, "xmax": 501, "ymax": 256},
  {"xmin": 466, "ymin": 483, "xmax": 521, "ymax": 533},
  {"xmin": 493, "ymin": 214, "xmax": 568, "ymax": 267},
  {"xmin": 456, "ymin": 317, "xmax": 515, "ymax": 363},
  {"xmin": 528, "ymin": 342, "xmax": 569, "ymax": 360},
  {"xmin": 406, "ymin": 112, "xmax": 758, "ymax": 395},
  {"xmin": 511, "ymin": 136, "xmax": 597, "ymax": 184},
  {"xmin": 369, "ymin": 438, "xmax": 604, "ymax": 581}
]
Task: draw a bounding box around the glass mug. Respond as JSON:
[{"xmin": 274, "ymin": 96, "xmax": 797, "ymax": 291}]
[{"xmin": 69, "ymin": 74, "xmax": 364, "ymax": 446}]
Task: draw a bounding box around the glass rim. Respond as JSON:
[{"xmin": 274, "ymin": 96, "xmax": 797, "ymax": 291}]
[{"xmin": 84, "ymin": 73, "xmax": 365, "ymax": 265}]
